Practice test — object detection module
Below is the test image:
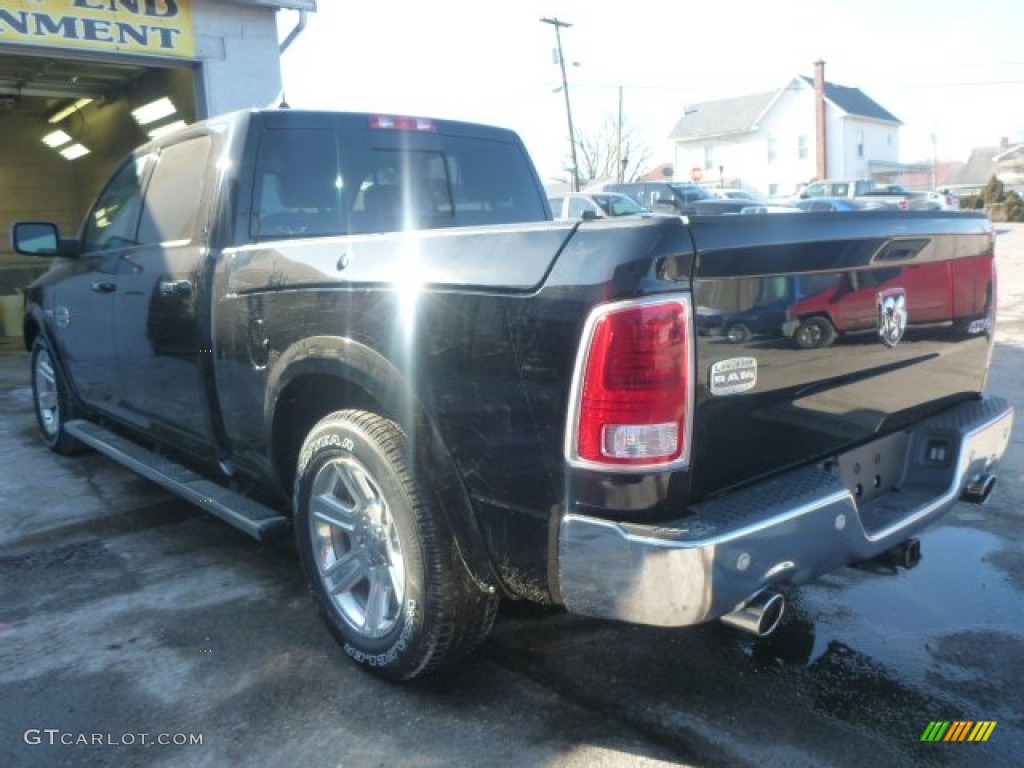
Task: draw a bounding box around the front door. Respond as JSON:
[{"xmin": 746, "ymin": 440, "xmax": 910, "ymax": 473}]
[{"xmin": 54, "ymin": 155, "xmax": 151, "ymax": 412}]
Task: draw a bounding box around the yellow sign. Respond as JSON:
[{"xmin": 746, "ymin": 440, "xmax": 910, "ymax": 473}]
[{"xmin": 0, "ymin": 1, "xmax": 195, "ymax": 59}]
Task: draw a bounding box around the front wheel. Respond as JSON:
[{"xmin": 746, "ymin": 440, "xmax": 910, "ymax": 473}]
[
  {"xmin": 793, "ymin": 317, "xmax": 837, "ymax": 349},
  {"xmin": 294, "ymin": 410, "xmax": 497, "ymax": 680},
  {"xmin": 30, "ymin": 337, "xmax": 83, "ymax": 455}
]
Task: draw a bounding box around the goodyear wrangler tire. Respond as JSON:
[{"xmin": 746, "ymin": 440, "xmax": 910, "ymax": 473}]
[{"xmin": 294, "ymin": 409, "xmax": 497, "ymax": 681}]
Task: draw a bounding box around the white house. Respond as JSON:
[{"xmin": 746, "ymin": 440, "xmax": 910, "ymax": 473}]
[{"xmin": 669, "ymin": 63, "xmax": 902, "ymax": 197}]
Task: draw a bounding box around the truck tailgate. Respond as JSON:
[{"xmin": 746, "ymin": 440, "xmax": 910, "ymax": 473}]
[{"xmin": 688, "ymin": 211, "xmax": 995, "ymax": 501}]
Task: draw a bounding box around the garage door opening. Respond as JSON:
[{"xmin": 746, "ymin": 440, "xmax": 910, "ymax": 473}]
[{"xmin": 0, "ymin": 52, "xmax": 198, "ymax": 298}]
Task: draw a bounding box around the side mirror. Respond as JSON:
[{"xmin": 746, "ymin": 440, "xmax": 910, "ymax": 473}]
[
  {"xmin": 580, "ymin": 210, "xmax": 599, "ymax": 221},
  {"xmin": 12, "ymin": 222, "xmax": 59, "ymax": 257}
]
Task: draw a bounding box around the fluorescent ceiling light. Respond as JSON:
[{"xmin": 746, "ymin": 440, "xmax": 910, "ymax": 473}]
[
  {"xmin": 147, "ymin": 119, "xmax": 187, "ymax": 140},
  {"xmin": 42, "ymin": 130, "xmax": 72, "ymax": 148},
  {"xmin": 48, "ymin": 98, "xmax": 93, "ymax": 124},
  {"xmin": 60, "ymin": 143, "xmax": 90, "ymax": 160},
  {"xmin": 246, "ymin": 1, "xmax": 316, "ymax": 9},
  {"xmin": 132, "ymin": 97, "xmax": 176, "ymax": 126}
]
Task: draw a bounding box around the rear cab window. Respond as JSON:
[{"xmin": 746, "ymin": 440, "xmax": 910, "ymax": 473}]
[{"xmin": 249, "ymin": 114, "xmax": 548, "ymax": 241}]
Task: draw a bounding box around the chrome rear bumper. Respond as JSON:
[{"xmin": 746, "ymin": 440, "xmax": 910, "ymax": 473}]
[{"xmin": 558, "ymin": 397, "xmax": 1013, "ymax": 627}]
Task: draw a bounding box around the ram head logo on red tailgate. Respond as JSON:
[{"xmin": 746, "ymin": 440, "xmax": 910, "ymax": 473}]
[{"xmin": 878, "ymin": 288, "xmax": 908, "ymax": 348}]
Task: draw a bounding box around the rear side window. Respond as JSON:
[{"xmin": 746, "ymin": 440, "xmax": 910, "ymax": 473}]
[
  {"xmin": 138, "ymin": 136, "xmax": 212, "ymax": 245},
  {"xmin": 251, "ymin": 126, "xmax": 546, "ymax": 240}
]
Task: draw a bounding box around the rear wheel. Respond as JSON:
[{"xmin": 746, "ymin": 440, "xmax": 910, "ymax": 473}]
[
  {"xmin": 793, "ymin": 317, "xmax": 837, "ymax": 349},
  {"xmin": 294, "ymin": 410, "xmax": 497, "ymax": 680},
  {"xmin": 724, "ymin": 324, "xmax": 751, "ymax": 343},
  {"xmin": 30, "ymin": 337, "xmax": 83, "ymax": 455}
]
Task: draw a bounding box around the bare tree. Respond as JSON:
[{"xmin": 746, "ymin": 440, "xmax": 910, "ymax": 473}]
[{"xmin": 561, "ymin": 115, "xmax": 654, "ymax": 186}]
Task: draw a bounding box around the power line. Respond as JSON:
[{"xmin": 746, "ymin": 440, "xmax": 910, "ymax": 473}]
[{"xmin": 567, "ymin": 78, "xmax": 1024, "ymax": 94}]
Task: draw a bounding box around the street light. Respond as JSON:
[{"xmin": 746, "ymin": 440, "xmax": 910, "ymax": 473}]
[{"xmin": 541, "ymin": 17, "xmax": 580, "ymax": 192}]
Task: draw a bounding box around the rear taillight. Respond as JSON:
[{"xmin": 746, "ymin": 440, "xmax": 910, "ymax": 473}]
[{"xmin": 566, "ymin": 297, "xmax": 692, "ymax": 471}]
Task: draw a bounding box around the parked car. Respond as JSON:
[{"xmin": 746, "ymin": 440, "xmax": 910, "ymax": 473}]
[
  {"xmin": 691, "ymin": 198, "xmax": 757, "ymax": 215},
  {"xmin": 711, "ymin": 189, "xmax": 759, "ymax": 201},
  {"xmin": 794, "ymin": 198, "xmax": 878, "ymax": 212},
  {"xmin": 601, "ymin": 181, "xmax": 714, "ymax": 214},
  {"xmin": 925, "ymin": 190, "xmax": 959, "ymax": 210},
  {"xmin": 549, "ymin": 192, "xmax": 649, "ymax": 220},
  {"xmin": 738, "ymin": 204, "xmax": 802, "ymax": 214},
  {"xmin": 798, "ymin": 179, "xmax": 933, "ymax": 211}
]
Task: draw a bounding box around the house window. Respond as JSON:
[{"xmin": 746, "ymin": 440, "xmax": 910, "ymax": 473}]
[
  {"xmin": 857, "ymin": 130, "xmax": 865, "ymax": 158},
  {"xmin": 797, "ymin": 135, "xmax": 808, "ymax": 160},
  {"xmin": 768, "ymin": 183, "xmax": 779, "ymax": 196},
  {"xmin": 767, "ymin": 137, "xmax": 778, "ymax": 163},
  {"xmin": 704, "ymin": 142, "xmax": 715, "ymax": 170}
]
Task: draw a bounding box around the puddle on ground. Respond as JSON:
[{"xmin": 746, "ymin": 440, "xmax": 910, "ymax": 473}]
[{"xmin": 752, "ymin": 525, "xmax": 1023, "ymax": 679}]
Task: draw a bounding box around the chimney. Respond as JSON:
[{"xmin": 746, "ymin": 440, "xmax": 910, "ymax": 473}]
[{"xmin": 815, "ymin": 60, "xmax": 828, "ymax": 179}]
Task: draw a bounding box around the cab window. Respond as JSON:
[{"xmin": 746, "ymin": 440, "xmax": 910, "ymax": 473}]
[
  {"xmin": 82, "ymin": 155, "xmax": 151, "ymax": 252},
  {"xmin": 138, "ymin": 137, "xmax": 212, "ymax": 245}
]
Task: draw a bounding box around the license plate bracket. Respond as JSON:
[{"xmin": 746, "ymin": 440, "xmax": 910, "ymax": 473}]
[{"xmin": 827, "ymin": 430, "xmax": 910, "ymax": 504}]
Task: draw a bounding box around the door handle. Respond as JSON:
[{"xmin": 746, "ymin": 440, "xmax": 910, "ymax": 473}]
[
  {"xmin": 91, "ymin": 281, "xmax": 116, "ymax": 294},
  {"xmin": 158, "ymin": 279, "xmax": 193, "ymax": 298}
]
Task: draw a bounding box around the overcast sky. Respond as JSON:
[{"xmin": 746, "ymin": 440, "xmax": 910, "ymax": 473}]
[{"xmin": 277, "ymin": 0, "xmax": 1024, "ymax": 185}]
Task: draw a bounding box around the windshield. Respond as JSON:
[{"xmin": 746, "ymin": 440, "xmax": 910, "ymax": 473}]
[
  {"xmin": 592, "ymin": 194, "xmax": 646, "ymax": 216},
  {"xmin": 669, "ymin": 183, "xmax": 714, "ymax": 202}
]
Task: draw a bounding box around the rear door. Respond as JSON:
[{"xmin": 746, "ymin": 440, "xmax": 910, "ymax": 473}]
[{"xmin": 111, "ymin": 133, "xmax": 218, "ymax": 456}]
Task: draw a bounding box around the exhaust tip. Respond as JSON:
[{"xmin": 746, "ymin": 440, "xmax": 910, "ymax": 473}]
[
  {"xmin": 962, "ymin": 472, "xmax": 996, "ymax": 504},
  {"xmin": 898, "ymin": 538, "xmax": 922, "ymax": 569},
  {"xmin": 721, "ymin": 591, "xmax": 785, "ymax": 637},
  {"xmin": 855, "ymin": 538, "xmax": 923, "ymax": 572}
]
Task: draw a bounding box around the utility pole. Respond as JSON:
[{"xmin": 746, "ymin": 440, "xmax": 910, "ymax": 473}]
[{"xmin": 541, "ymin": 17, "xmax": 580, "ymax": 192}]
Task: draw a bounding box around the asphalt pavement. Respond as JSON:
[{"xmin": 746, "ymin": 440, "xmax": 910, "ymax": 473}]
[{"xmin": 1, "ymin": 224, "xmax": 1022, "ymax": 768}]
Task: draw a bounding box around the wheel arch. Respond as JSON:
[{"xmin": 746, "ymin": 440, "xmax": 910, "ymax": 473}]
[
  {"xmin": 794, "ymin": 310, "xmax": 835, "ymax": 325},
  {"xmin": 24, "ymin": 304, "xmax": 86, "ymax": 410},
  {"xmin": 266, "ymin": 335, "xmax": 499, "ymax": 593},
  {"xmin": 23, "ymin": 303, "xmax": 46, "ymax": 353}
]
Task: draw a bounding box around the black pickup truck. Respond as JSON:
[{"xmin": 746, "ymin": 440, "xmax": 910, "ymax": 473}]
[{"xmin": 13, "ymin": 110, "xmax": 1013, "ymax": 681}]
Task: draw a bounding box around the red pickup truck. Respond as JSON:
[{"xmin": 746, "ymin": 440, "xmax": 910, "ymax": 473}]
[{"xmin": 783, "ymin": 237, "xmax": 993, "ymax": 348}]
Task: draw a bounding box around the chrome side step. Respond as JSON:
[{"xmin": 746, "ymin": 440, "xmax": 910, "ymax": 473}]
[{"xmin": 65, "ymin": 419, "xmax": 289, "ymax": 541}]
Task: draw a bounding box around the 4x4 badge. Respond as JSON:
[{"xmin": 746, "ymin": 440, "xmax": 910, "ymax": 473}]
[{"xmin": 878, "ymin": 288, "xmax": 908, "ymax": 347}]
